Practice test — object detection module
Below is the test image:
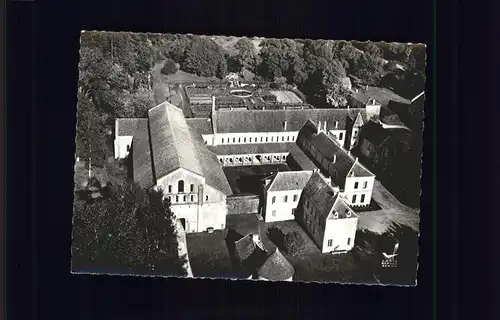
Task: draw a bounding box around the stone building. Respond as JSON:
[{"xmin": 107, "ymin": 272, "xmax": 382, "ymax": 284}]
[
  {"xmin": 261, "ymin": 171, "xmax": 314, "ymax": 223},
  {"xmin": 296, "ymin": 120, "xmax": 376, "ymax": 208},
  {"xmin": 297, "ymin": 171, "xmax": 359, "ymax": 254},
  {"xmin": 129, "ymin": 101, "xmax": 232, "ymax": 233}
]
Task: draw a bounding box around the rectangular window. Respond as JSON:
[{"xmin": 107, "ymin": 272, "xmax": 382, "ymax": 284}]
[
  {"xmin": 284, "ymin": 195, "xmax": 288, "ymax": 202},
  {"xmin": 261, "ymin": 137, "xmax": 263, "ymax": 142},
  {"xmin": 361, "ymin": 194, "xmax": 365, "ymax": 203},
  {"xmin": 354, "ymin": 182, "xmax": 359, "ymax": 189},
  {"xmin": 190, "ymin": 195, "xmax": 194, "ymax": 202},
  {"xmin": 272, "ymin": 210, "xmax": 277, "ymax": 217},
  {"xmin": 244, "ymin": 137, "xmax": 246, "ymax": 142},
  {"xmin": 282, "ymin": 136, "xmax": 285, "ymax": 142},
  {"xmin": 182, "ymin": 195, "xmax": 186, "ymax": 202},
  {"xmin": 328, "ymin": 239, "xmax": 333, "ymax": 247},
  {"xmin": 292, "ymin": 208, "xmax": 296, "ymax": 215},
  {"xmin": 205, "ymin": 195, "xmax": 209, "ymax": 201},
  {"xmin": 272, "ymin": 196, "xmax": 276, "ymax": 204},
  {"xmin": 233, "ymin": 137, "xmax": 236, "ymax": 143},
  {"xmin": 175, "ymin": 196, "xmax": 179, "ymax": 202},
  {"xmin": 293, "ymin": 194, "xmax": 298, "ymax": 202},
  {"xmin": 266, "ymin": 137, "xmax": 268, "ymax": 142},
  {"xmin": 190, "ymin": 184, "xmax": 194, "ymax": 192},
  {"xmin": 249, "ymin": 137, "xmax": 252, "ymax": 142},
  {"xmin": 352, "ymin": 195, "xmax": 357, "ymax": 203},
  {"xmin": 271, "ymin": 137, "xmax": 274, "ymax": 142},
  {"xmin": 363, "ymin": 181, "xmax": 368, "ymax": 189},
  {"xmin": 347, "ymin": 238, "xmax": 351, "ymax": 246},
  {"xmin": 168, "ymin": 185, "xmax": 172, "ymax": 193},
  {"xmin": 222, "ymin": 138, "xmax": 224, "ymax": 143},
  {"xmin": 238, "ymin": 138, "xmax": 241, "ymax": 143}
]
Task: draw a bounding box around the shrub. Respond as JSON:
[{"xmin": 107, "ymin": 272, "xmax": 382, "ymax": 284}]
[
  {"xmin": 161, "ymin": 59, "xmax": 179, "ymax": 75},
  {"xmin": 283, "ymin": 231, "xmax": 305, "ymax": 256}
]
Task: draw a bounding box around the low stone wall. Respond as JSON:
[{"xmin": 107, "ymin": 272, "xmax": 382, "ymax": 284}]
[{"xmin": 226, "ymin": 195, "xmax": 260, "ymax": 215}]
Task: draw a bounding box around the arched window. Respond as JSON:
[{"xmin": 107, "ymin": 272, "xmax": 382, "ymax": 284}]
[{"xmin": 178, "ymin": 180, "xmax": 185, "ymax": 193}]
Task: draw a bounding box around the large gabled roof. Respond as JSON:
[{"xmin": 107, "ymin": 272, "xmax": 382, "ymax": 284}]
[
  {"xmin": 297, "ymin": 120, "xmax": 374, "ymax": 186},
  {"xmin": 214, "ymin": 108, "xmax": 367, "ymax": 134},
  {"xmin": 302, "ymin": 172, "xmax": 339, "ymax": 221},
  {"xmin": 351, "ymin": 86, "xmax": 411, "ymax": 106},
  {"xmin": 186, "ymin": 118, "xmax": 214, "ymax": 135},
  {"xmin": 266, "ymin": 170, "xmax": 314, "ymax": 192},
  {"xmin": 286, "ymin": 144, "xmax": 318, "ymax": 171},
  {"xmin": 116, "ymin": 118, "xmax": 148, "ymax": 136},
  {"xmin": 132, "ymin": 120, "xmax": 155, "ymax": 189},
  {"xmin": 145, "ymin": 102, "xmax": 231, "ymax": 195}
]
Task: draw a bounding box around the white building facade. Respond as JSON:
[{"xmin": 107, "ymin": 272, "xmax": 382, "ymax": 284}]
[{"xmin": 262, "ymin": 171, "xmax": 314, "ymax": 223}]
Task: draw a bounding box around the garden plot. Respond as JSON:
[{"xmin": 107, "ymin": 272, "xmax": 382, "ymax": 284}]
[{"xmin": 269, "ymin": 90, "xmax": 303, "ymax": 104}]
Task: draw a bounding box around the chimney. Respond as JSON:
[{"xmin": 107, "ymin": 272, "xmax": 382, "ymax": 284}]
[
  {"xmin": 365, "ymin": 85, "xmax": 368, "ymax": 90},
  {"xmin": 252, "ymin": 233, "xmax": 260, "ymax": 244},
  {"xmin": 333, "ymin": 154, "xmax": 337, "ymax": 163},
  {"xmin": 323, "ymin": 121, "xmax": 327, "ymax": 132},
  {"xmin": 335, "ymin": 121, "xmax": 339, "ymax": 129},
  {"xmin": 212, "ymin": 95, "xmax": 216, "ymax": 113},
  {"xmin": 317, "ymin": 121, "xmax": 322, "ymax": 133},
  {"xmin": 283, "ymin": 121, "xmax": 288, "ymax": 131},
  {"xmin": 355, "ymin": 157, "xmax": 358, "ymax": 163}
]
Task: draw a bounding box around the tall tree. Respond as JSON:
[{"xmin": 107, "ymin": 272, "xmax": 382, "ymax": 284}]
[
  {"xmin": 258, "ymin": 39, "xmax": 306, "ymax": 84},
  {"xmin": 234, "ymin": 37, "xmax": 259, "ymax": 72},
  {"xmin": 331, "ymin": 40, "xmax": 362, "ymax": 71},
  {"xmin": 75, "ymin": 92, "xmax": 109, "ymax": 168},
  {"xmin": 72, "ymin": 183, "xmax": 187, "ymax": 276},
  {"xmin": 300, "ymin": 40, "xmax": 347, "ymax": 105},
  {"xmin": 183, "ymin": 36, "xmax": 228, "ymax": 78}
]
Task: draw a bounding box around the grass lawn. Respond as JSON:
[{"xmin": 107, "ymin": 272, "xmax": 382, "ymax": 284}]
[
  {"xmin": 356, "ymin": 180, "xmax": 420, "ymax": 235},
  {"xmin": 186, "ymin": 230, "xmax": 235, "ymax": 279},
  {"xmin": 259, "ymin": 220, "xmax": 376, "ymax": 283},
  {"xmin": 223, "ymin": 164, "xmax": 290, "ymax": 195}
]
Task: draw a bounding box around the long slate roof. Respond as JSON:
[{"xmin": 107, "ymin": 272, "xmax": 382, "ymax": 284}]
[
  {"xmin": 214, "ymin": 108, "xmax": 367, "ymax": 134},
  {"xmin": 116, "ymin": 118, "xmax": 148, "ymax": 136},
  {"xmin": 132, "ymin": 120, "xmax": 155, "ymax": 188},
  {"xmin": 297, "ymin": 120, "xmax": 374, "ymax": 187},
  {"xmin": 257, "ymin": 248, "xmax": 294, "ymax": 281},
  {"xmin": 287, "ymin": 144, "xmax": 318, "ymax": 171},
  {"xmin": 186, "ymin": 118, "xmax": 214, "ymax": 135},
  {"xmin": 267, "ymin": 171, "xmax": 314, "ymax": 192},
  {"xmin": 208, "ymin": 143, "xmax": 295, "ymax": 156},
  {"xmin": 145, "ymin": 102, "xmax": 231, "ymax": 195},
  {"xmin": 351, "ymin": 86, "xmax": 411, "ymax": 106},
  {"xmin": 302, "ymin": 172, "xmax": 339, "ymax": 221}
]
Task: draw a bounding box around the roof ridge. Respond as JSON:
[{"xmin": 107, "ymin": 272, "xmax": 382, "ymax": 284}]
[{"xmin": 164, "ymin": 104, "xmax": 183, "ymax": 172}]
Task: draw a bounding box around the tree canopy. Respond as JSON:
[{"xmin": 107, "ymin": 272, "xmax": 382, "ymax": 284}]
[
  {"xmin": 72, "ymin": 183, "xmax": 187, "ymax": 276},
  {"xmin": 233, "ymin": 37, "xmax": 260, "ymax": 73},
  {"xmin": 183, "ymin": 36, "xmax": 228, "ymax": 78},
  {"xmin": 258, "ymin": 39, "xmax": 306, "ymax": 84}
]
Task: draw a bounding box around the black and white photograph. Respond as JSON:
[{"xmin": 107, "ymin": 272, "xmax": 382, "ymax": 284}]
[{"xmin": 72, "ymin": 31, "xmax": 425, "ymax": 285}]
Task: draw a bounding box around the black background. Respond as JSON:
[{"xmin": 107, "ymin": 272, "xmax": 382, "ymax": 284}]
[{"xmin": 6, "ymin": 0, "xmax": 497, "ymax": 318}]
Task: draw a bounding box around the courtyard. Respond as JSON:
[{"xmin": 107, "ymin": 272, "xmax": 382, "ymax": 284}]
[{"xmin": 223, "ymin": 164, "xmax": 290, "ymax": 195}]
